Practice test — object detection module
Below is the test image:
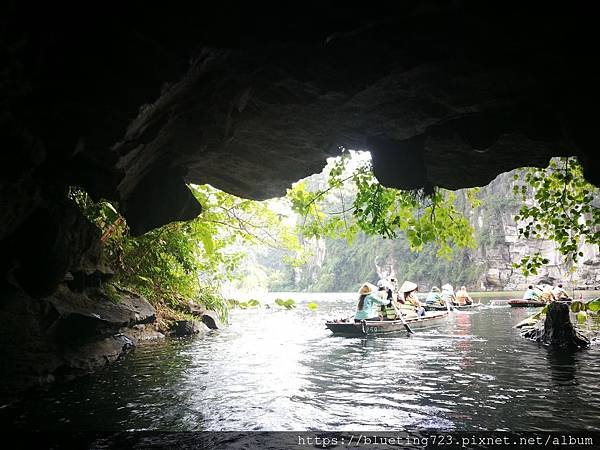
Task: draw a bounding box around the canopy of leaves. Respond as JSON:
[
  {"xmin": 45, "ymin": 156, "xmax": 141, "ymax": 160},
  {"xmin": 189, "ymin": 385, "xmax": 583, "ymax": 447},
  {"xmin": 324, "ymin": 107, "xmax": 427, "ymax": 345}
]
[
  {"xmin": 287, "ymin": 150, "xmax": 477, "ymax": 258},
  {"xmin": 511, "ymin": 157, "xmax": 600, "ymax": 276}
]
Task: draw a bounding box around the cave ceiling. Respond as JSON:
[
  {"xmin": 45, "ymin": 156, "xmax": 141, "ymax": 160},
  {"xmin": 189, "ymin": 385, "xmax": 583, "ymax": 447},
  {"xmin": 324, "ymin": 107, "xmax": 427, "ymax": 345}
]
[{"xmin": 2, "ymin": 1, "xmax": 597, "ymax": 237}]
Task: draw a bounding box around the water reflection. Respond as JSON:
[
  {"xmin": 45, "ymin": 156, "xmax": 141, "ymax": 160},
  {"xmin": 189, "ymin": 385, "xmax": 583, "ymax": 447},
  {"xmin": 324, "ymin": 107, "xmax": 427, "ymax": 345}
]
[{"xmin": 546, "ymin": 350, "xmax": 577, "ymax": 386}]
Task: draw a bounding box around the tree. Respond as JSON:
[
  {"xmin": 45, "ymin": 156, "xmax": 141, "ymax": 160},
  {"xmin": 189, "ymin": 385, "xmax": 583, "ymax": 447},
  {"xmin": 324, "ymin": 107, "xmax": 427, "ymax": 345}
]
[
  {"xmin": 286, "ymin": 149, "xmax": 478, "ymax": 258},
  {"xmin": 69, "ymin": 184, "xmax": 304, "ymax": 320},
  {"xmin": 511, "ymin": 157, "xmax": 600, "ymax": 276}
]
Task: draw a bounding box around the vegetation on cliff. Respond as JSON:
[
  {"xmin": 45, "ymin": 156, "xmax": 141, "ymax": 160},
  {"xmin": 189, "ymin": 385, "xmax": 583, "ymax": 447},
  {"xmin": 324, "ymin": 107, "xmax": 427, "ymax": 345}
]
[{"xmin": 68, "ymin": 184, "xmax": 304, "ymax": 322}]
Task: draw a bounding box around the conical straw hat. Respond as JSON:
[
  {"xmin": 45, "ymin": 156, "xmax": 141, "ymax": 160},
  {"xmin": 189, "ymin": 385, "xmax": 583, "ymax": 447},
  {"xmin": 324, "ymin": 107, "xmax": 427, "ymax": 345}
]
[{"xmin": 399, "ymin": 281, "xmax": 418, "ymax": 292}]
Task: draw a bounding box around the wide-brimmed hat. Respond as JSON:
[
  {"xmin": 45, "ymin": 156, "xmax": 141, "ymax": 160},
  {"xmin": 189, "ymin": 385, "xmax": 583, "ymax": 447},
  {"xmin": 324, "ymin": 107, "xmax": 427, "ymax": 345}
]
[
  {"xmin": 441, "ymin": 283, "xmax": 453, "ymax": 292},
  {"xmin": 358, "ymin": 282, "xmax": 377, "ymax": 295},
  {"xmin": 399, "ymin": 281, "xmax": 418, "ymax": 293}
]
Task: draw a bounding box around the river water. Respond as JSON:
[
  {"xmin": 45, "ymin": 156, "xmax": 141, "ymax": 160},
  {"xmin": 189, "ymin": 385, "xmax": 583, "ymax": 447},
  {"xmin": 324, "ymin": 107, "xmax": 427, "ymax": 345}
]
[{"xmin": 2, "ymin": 293, "xmax": 600, "ymax": 432}]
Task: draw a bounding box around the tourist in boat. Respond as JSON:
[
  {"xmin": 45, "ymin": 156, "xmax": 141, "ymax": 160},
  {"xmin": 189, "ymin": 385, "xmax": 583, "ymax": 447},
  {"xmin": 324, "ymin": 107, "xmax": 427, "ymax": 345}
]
[
  {"xmin": 377, "ymin": 279, "xmax": 394, "ymax": 302},
  {"xmin": 552, "ymin": 283, "xmax": 569, "ymax": 301},
  {"xmin": 377, "ymin": 279, "xmax": 397, "ymax": 319},
  {"xmin": 400, "ymin": 281, "xmax": 425, "ymax": 317},
  {"xmin": 425, "ymin": 286, "xmax": 442, "ymax": 305},
  {"xmin": 522, "ymin": 285, "xmax": 540, "ymax": 300},
  {"xmin": 441, "ymin": 283, "xmax": 457, "ymax": 307},
  {"xmin": 540, "ymin": 284, "xmax": 556, "ymax": 303},
  {"xmin": 455, "ymin": 286, "xmax": 473, "ymax": 305},
  {"xmin": 354, "ymin": 282, "xmax": 386, "ymax": 322}
]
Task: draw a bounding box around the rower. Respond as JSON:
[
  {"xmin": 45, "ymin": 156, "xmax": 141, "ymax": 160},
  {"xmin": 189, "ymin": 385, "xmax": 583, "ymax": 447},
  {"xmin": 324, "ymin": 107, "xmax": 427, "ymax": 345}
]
[{"xmin": 399, "ymin": 281, "xmax": 425, "ymax": 317}]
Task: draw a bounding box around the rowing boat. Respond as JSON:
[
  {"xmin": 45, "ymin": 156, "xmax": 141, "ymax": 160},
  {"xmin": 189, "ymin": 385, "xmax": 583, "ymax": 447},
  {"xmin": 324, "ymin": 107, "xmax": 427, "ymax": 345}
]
[
  {"xmin": 325, "ymin": 311, "xmax": 449, "ymax": 337},
  {"xmin": 423, "ymin": 303, "xmax": 483, "ymax": 311},
  {"xmin": 508, "ymin": 298, "xmax": 572, "ymax": 307},
  {"xmin": 507, "ymin": 299, "xmax": 546, "ymax": 307}
]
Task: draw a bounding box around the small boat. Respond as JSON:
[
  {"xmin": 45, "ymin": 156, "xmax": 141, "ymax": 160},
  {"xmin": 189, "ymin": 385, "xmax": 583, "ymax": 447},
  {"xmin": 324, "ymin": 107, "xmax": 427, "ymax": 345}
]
[
  {"xmin": 325, "ymin": 311, "xmax": 449, "ymax": 337},
  {"xmin": 423, "ymin": 303, "xmax": 483, "ymax": 311},
  {"xmin": 453, "ymin": 302, "xmax": 484, "ymax": 311},
  {"xmin": 507, "ymin": 299, "xmax": 547, "ymax": 307},
  {"xmin": 508, "ymin": 298, "xmax": 574, "ymax": 307}
]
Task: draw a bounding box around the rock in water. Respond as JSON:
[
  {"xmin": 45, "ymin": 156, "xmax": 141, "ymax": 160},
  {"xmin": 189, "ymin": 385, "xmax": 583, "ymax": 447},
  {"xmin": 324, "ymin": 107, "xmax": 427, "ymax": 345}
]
[
  {"xmin": 521, "ymin": 302, "xmax": 590, "ymax": 350},
  {"xmin": 200, "ymin": 310, "xmax": 221, "ymax": 330},
  {"xmin": 172, "ymin": 320, "xmax": 209, "ymax": 336}
]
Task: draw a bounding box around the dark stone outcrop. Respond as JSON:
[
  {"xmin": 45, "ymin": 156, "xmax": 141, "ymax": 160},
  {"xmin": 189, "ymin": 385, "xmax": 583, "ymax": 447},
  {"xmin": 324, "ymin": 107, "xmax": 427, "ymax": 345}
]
[
  {"xmin": 188, "ymin": 302, "xmax": 222, "ymax": 330},
  {"xmin": 521, "ymin": 302, "xmax": 590, "ymax": 351},
  {"xmin": 171, "ymin": 319, "xmax": 209, "ymax": 337},
  {"xmin": 0, "ymin": 282, "xmax": 155, "ymax": 394}
]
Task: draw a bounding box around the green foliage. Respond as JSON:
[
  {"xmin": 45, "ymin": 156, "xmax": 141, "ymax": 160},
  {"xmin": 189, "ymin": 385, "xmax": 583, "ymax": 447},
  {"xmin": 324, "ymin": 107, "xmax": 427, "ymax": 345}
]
[
  {"xmin": 287, "ymin": 150, "xmax": 477, "ymax": 258},
  {"xmin": 275, "ymin": 298, "xmax": 296, "ymax": 309},
  {"xmin": 512, "ymin": 157, "xmax": 600, "ymax": 275},
  {"xmin": 235, "ymin": 299, "xmax": 261, "ymax": 309},
  {"xmin": 68, "ymin": 184, "xmax": 302, "ymax": 322},
  {"xmin": 571, "ymin": 298, "xmax": 600, "ymax": 314},
  {"xmin": 306, "ymin": 301, "xmax": 318, "ymax": 310}
]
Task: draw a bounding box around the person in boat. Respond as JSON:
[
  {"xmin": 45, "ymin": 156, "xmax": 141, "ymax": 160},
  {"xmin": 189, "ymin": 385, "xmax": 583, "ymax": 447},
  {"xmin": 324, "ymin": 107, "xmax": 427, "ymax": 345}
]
[
  {"xmin": 354, "ymin": 282, "xmax": 386, "ymax": 322},
  {"xmin": 455, "ymin": 285, "xmax": 473, "ymax": 305},
  {"xmin": 377, "ymin": 279, "xmax": 394, "ymax": 302},
  {"xmin": 377, "ymin": 279, "xmax": 397, "ymax": 320},
  {"xmin": 425, "ymin": 286, "xmax": 442, "ymax": 305},
  {"xmin": 552, "ymin": 283, "xmax": 569, "ymax": 301},
  {"xmin": 540, "ymin": 284, "xmax": 556, "ymax": 303},
  {"xmin": 522, "ymin": 285, "xmax": 540, "ymax": 300},
  {"xmin": 441, "ymin": 283, "xmax": 457, "ymax": 307},
  {"xmin": 400, "ymin": 281, "xmax": 425, "ymax": 317}
]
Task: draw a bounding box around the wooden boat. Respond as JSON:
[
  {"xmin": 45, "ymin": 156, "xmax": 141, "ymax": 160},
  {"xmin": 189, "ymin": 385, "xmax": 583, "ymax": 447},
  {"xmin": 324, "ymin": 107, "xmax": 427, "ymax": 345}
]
[
  {"xmin": 325, "ymin": 311, "xmax": 449, "ymax": 337},
  {"xmin": 423, "ymin": 303, "xmax": 483, "ymax": 311},
  {"xmin": 454, "ymin": 302, "xmax": 484, "ymax": 310},
  {"xmin": 507, "ymin": 299, "xmax": 546, "ymax": 307},
  {"xmin": 508, "ymin": 298, "xmax": 572, "ymax": 307}
]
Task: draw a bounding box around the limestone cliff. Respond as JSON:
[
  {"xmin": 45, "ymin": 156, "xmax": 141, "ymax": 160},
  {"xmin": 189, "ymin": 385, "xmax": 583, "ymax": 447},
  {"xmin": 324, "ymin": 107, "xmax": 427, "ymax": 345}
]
[{"xmin": 474, "ymin": 172, "xmax": 600, "ymax": 291}]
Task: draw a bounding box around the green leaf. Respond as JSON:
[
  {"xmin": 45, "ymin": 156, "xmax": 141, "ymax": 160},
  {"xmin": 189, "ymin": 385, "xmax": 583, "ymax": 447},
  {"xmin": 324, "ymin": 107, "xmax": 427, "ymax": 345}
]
[{"xmin": 586, "ymin": 298, "xmax": 600, "ymax": 312}]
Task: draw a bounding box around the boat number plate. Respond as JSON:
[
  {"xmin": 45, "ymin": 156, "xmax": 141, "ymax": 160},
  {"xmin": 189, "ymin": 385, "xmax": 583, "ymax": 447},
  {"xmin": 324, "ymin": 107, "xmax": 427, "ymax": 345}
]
[{"xmin": 367, "ymin": 327, "xmax": 379, "ymax": 333}]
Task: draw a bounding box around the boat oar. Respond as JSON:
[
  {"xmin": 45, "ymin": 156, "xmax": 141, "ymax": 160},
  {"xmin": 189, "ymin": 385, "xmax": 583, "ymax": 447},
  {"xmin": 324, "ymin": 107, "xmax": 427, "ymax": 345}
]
[{"xmin": 391, "ymin": 301, "xmax": 414, "ymax": 334}]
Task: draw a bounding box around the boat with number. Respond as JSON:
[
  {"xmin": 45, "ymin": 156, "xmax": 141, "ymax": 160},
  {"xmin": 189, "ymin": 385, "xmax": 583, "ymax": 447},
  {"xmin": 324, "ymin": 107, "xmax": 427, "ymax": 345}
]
[{"xmin": 325, "ymin": 311, "xmax": 449, "ymax": 337}]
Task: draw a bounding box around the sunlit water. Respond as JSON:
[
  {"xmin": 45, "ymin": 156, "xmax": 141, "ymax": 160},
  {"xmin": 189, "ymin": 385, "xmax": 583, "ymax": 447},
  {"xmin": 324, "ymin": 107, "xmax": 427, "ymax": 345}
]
[{"xmin": 2, "ymin": 293, "xmax": 600, "ymax": 432}]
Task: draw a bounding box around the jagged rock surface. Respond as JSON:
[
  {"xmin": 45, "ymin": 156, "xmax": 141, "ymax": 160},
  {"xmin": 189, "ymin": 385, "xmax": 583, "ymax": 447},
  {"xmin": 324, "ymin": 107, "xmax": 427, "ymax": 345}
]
[{"xmin": 0, "ymin": 283, "xmax": 155, "ymax": 394}]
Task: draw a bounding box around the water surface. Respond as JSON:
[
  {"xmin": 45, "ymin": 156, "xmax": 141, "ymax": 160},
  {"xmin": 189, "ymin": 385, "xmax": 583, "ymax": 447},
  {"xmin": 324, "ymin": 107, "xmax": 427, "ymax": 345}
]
[{"xmin": 2, "ymin": 292, "xmax": 600, "ymax": 431}]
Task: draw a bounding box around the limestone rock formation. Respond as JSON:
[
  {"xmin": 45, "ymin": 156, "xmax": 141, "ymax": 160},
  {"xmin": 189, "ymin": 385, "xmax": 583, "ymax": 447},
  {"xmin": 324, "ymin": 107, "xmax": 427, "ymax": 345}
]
[
  {"xmin": 474, "ymin": 173, "xmax": 600, "ymax": 291},
  {"xmin": 2, "ymin": 3, "xmax": 598, "ymax": 290}
]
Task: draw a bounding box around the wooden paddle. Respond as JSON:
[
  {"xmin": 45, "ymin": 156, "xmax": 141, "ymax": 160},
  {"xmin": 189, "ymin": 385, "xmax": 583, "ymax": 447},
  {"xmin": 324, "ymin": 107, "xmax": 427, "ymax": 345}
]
[{"xmin": 391, "ymin": 300, "xmax": 414, "ymax": 334}]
